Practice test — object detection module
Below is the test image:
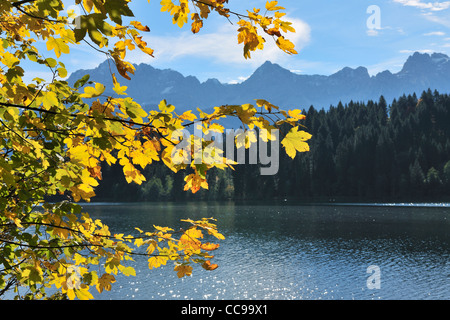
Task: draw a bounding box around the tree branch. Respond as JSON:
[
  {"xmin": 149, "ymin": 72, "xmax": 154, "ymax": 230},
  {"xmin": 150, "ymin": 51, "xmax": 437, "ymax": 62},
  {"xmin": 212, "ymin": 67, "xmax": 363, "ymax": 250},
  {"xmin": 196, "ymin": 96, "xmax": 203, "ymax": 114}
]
[
  {"xmin": 0, "ymin": 237, "xmax": 104, "ymax": 249},
  {"xmin": 0, "ymin": 101, "xmax": 155, "ymax": 129},
  {"xmin": 12, "ymin": 4, "xmax": 62, "ymax": 24},
  {"xmin": 0, "ymin": 221, "xmax": 184, "ymax": 241},
  {"xmin": 0, "ymin": 258, "xmax": 27, "ymax": 273},
  {"xmin": 192, "ymin": 0, "xmax": 250, "ymax": 19},
  {"xmin": 11, "ymin": 0, "xmax": 38, "ymax": 7}
]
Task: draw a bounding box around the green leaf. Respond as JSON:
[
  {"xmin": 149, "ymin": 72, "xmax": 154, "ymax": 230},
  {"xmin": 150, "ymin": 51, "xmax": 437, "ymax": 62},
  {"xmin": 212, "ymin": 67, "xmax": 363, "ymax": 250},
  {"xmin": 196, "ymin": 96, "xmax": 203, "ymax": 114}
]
[
  {"xmin": 103, "ymin": 0, "xmax": 134, "ymax": 25},
  {"xmin": 74, "ymin": 26, "xmax": 87, "ymax": 43},
  {"xmin": 107, "ymin": 120, "xmax": 125, "ymax": 134},
  {"xmin": 0, "ymin": 160, "xmax": 16, "ymax": 187},
  {"xmin": 195, "ymin": 163, "xmax": 208, "ymax": 179},
  {"xmin": 123, "ymin": 98, "xmax": 147, "ymax": 119},
  {"xmin": 36, "ymin": 0, "xmax": 63, "ymax": 18},
  {"xmin": 28, "ymin": 268, "xmax": 43, "ymax": 284},
  {"xmin": 45, "ymin": 58, "xmax": 57, "ymax": 68},
  {"xmin": 74, "ymin": 74, "xmax": 90, "ymax": 88},
  {"xmin": 74, "ymin": 14, "xmax": 113, "ymax": 45},
  {"xmin": 57, "ymin": 67, "xmax": 67, "ymax": 78},
  {"xmin": 88, "ymin": 29, "xmax": 104, "ymax": 46}
]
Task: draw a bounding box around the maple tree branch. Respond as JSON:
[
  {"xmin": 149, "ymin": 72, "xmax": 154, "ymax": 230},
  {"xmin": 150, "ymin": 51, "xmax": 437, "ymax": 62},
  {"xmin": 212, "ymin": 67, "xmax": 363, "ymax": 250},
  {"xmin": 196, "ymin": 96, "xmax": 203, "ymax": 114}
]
[
  {"xmin": 0, "ymin": 237, "xmax": 104, "ymax": 249},
  {"xmin": 0, "ymin": 118, "xmax": 34, "ymax": 147},
  {"xmin": 0, "ymin": 101, "xmax": 155, "ymax": 129},
  {"xmin": 0, "ymin": 221, "xmax": 185, "ymax": 241},
  {"xmin": 192, "ymin": 0, "xmax": 250, "ymax": 19},
  {"xmin": 11, "ymin": 0, "xmax": 38, "ymax": 7},
  {"xmin": 0, "ymin": 235, "xmax": 193, "ymax": 259},
  {"xmin": 0, "ymin": 278, "xmax": 18, "ymax": 298},
  {"xmin": 0, "ymin": 258, "xmax": 27, "ymax": 273},
  {"xmin": 13, "ymin": 4, "xmax": 61, "ymax": 23},
  {"xmin": 0, "ymin": 101, "xmax": 261, "ymax": 133}
]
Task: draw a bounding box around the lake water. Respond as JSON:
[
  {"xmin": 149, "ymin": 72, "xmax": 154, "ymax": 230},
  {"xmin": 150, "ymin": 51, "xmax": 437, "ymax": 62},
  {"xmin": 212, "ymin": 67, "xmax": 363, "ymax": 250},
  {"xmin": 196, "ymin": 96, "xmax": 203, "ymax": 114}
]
[{"xmin": 82, "ymin": 202, "xmax": 449, "ymax": 300}]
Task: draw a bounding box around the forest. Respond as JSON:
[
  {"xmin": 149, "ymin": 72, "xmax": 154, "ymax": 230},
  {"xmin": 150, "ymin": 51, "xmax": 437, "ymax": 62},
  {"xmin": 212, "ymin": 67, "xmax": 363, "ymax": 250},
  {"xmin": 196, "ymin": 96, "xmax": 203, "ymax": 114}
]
[{"xmin": 94, "ymin": 89, "xmax": 450, "ymax": 203}]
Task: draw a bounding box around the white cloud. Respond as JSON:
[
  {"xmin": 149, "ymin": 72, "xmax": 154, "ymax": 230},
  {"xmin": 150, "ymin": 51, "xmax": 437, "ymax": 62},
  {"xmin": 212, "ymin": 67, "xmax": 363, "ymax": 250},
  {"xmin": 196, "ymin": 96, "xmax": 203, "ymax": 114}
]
[
  {"xmin": 424, "ymin": 31, "xmax": 446, "ymax": 35},
  {"xmin": 399, "ymin": 49, "xmax": 435, "ymax": 54},
  {"xmin": 127, "ymin": 17, "xmax": 311, "ymax": 68},
  {"xmin": 422, "ymin": 12, "xmax": 450, "ymax": 27},
  {"xmin": 393, "ymin": 0, "xmax": 450, "ymax": 11},
  {"xmin": 367, "ymin": 29, "xmax": 380, "ymax": 36},
  {"xmin": 228, "ymin": 76, "xmax": 249, "ymax": 84},
  {"xmin": 366, "ymin": 25, "xmax": 406, "ymax": 37}
]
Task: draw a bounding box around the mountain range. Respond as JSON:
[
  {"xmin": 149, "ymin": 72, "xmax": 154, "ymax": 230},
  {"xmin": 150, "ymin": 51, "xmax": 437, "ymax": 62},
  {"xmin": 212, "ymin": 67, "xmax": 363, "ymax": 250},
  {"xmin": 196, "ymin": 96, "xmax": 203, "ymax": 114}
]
[{"xmin": 68, "ymin": 52, "xmax": 450, "ymax": 113}]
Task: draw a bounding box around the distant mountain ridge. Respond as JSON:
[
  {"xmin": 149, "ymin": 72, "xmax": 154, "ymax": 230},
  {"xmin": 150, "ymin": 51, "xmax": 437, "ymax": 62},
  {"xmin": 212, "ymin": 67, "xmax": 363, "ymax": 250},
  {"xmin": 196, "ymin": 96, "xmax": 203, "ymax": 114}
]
[{"xmin": 68, "ymin": 52, "xmax": 450, "ymax": 113}]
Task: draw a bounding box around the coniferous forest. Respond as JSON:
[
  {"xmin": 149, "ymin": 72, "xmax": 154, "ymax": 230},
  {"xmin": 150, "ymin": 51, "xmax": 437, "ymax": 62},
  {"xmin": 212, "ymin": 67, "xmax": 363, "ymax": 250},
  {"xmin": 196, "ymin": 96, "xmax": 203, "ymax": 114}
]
[{"xmin": 94, "ymin": 89, "xmax": 450, "ymax": 203}]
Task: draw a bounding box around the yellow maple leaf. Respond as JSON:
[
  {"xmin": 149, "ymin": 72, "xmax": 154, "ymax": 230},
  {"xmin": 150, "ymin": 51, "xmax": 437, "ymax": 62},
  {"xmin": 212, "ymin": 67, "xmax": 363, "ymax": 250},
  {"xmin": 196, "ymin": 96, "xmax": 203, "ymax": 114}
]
[
  {"xmin": 256, "ymin": 99, "xmax": 279, "ymax": 113},
  {"xmin": 158, "ymin": 99, "xmax": 175, "ymax": 113},
  {"xmin": 191, "ymin": 13, "xmax": 203, "ymax": 33},
  {"xmin": 42, "ymin": 91, "xmax": 59, "ymax": 110},
  {"xmin": 46, "ymin": 37, "xmax": 70, "ymax": 58},
  {"xmin": 122, "ymin": 161, "xmax": 146, "ymax": 184},
  {"xmin": 200, "ymin": 242, "xmax": 220, "ymax": 251},
  {"xmin": 130, "ymin": 20, "xmax": 150, "ymax": 32},
  {"xmin": 1, "ymin": 51, "xmax": 19, "ymax": 68},
  {"xmin": 266, "ymin": 1, "xmax": 285, "ymax": 11},
  {"xmin": 174, "ymin": 265, "xmax": 193, "ymax": 278},
  {"xmin": 288, "ymin": 109, "xmax": 306, "ymax": 120},
  {"xmin": 184, "ymin": 227, "xmax": 203, "ymax": 240},
  {"xmin": 113, "ymin": 82, "xmax": 128, "ymax": 95},
  {"xmin": 148, "ymin": 256, "xmax": 168, "ymax": 269},
  {"xmin": 120, "ymin": 266, "xmax": 136, "ymax": 277},
  {"xmin": 133, "ymin": 35, "xmax": 154, "ymax": 57},
  {"xmin": 178, "ymin": 110, "xmax": 197, "ymax": 121},
  {"xmin": 96, "ymin": 273, "xmax": 116, "ymax": 293},
  {"xmin": 80, "ymin": 83, "xmax": 106, "ymax": 98},
  {"xmin": 160, "ymin": 0, "xmax": 174, "ymax": 12},
  {"xmin": 281, "ymin": 126, "xmax": 312, "ymax": 159},
  {"xmin": 83, "ymin": 0, "xmax": 94, "ymax": 13},
  {"xmin": 75, "ymin": 287, "xmax": 94, "ymax": 300},
  {"xmin": 276, "ymin": 36, "xmax": 297, "ymax": 55},
  {"xmin": 184, "ymin": 173, "xmax": 208, "ymax": 193}
]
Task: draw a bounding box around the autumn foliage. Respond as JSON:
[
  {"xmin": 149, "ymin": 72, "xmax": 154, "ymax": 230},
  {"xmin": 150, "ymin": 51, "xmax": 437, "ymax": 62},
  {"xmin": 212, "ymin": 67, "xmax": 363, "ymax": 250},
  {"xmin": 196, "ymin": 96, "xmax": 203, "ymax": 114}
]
[{"xmin": 0, "ymin": 0, "xmax": 310, "ymax": 299}]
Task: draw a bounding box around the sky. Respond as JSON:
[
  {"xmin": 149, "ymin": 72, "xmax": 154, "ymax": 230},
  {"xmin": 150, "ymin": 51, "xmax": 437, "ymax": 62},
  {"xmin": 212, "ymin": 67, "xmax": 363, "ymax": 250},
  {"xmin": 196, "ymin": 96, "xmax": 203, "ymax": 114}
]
[{"xmin": 48, "ymin": 1, "xmax": 450, "ymax": 84}]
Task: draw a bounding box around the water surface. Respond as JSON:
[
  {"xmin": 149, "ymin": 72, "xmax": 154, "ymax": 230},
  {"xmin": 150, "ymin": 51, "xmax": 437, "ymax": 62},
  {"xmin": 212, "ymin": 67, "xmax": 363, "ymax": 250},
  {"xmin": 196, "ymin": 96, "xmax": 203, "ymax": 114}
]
[{"xmin": 83, "ymin": 202, "xmax": 449, "ymax": 300}]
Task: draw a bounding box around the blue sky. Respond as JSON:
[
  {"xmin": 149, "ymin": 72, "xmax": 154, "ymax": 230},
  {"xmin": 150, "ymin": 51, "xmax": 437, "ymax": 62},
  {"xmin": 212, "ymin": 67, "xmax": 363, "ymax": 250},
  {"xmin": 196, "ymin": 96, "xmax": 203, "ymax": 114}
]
[{"xmin": 57, "ymin": 1, "xmax": 450, "ymax": 84}]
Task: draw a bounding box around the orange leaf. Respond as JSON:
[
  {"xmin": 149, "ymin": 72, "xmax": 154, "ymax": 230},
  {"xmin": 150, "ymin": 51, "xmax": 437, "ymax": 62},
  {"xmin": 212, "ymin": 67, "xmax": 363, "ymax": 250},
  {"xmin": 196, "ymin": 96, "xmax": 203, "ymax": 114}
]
[
  {"xmin": 130, "ymin": 20, "xmax": 150, "ymax": 32},
  {"xmin": 202, "ymin": 260, "xmax": 218, "ymax": 271},
  {"xmin": 174, "ymin": 265, "xmax": 193, "ymax": 278},
  {"xmin": 200, "ymin": 242, "xmax": 220, "ymax": 251}
]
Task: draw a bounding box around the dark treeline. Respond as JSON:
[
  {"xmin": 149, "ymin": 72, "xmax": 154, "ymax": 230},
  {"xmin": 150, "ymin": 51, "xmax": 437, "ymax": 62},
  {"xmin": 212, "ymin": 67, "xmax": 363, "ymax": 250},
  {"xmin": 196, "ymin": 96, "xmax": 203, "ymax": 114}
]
[{"xmin": 94, "ymin": 89, "xmax": 450, "ymax": 203}]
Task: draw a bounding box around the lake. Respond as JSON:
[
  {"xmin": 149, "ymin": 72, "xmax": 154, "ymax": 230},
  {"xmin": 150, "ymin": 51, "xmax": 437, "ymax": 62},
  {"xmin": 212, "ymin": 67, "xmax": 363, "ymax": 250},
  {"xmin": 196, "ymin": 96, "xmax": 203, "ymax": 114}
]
[{"xmin": 81, "ymin": 201, "xmax": 449, "ymax": 300}]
